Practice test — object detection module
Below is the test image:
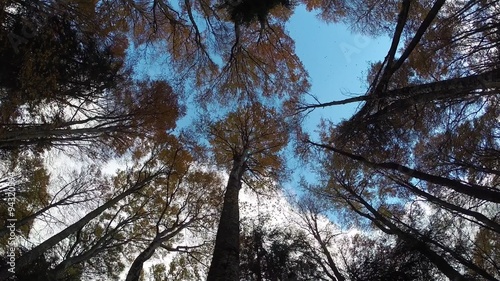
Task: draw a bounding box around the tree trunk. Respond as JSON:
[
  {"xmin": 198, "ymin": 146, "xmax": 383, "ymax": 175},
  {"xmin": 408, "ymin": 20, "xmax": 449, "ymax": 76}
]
[
  {"xmin": 300, "ymin": 68, "xmax": 500, "ymax": 111},
  {"xmin": 308, "ymin": 141, "xmax": 500, "ymax": 203},
  {"xmin": 0, "ymin": 192, "xmax": 83, "ymax": 238},
  {"xmin": 125, "ymin": 241, "xmax": 161, "ymax": 281},
  {"xmin": 207, "ymin": 157, "xmax": 246, "ymax": 281},
  {"xmin": 0, "ymin": 125, "xmax": 126, "ymax": 149},
  {"xmin": 126, "ymin": 223, "xmax": 190, "ymax": 281},
  {"xmin": 318, "ymin": 240, "xmax": 345, "ymax": 281},
  {"xmin": 345, "ymin": 189, "xmax": 471, "ymax": 281}
]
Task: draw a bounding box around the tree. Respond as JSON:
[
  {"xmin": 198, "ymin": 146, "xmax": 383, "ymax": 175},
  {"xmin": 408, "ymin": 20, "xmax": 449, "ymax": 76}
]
[
  {"xmin": 341, "ymin": 234, "xmax": 441, "ymax": 281},
  {"xmin": 0, "ymin": 153, "xmax": 50, "ymax": 245},
  {"xmin": 240, "ymin": 223, "xmax": 325, "ymax": 281},
  {"xmin": 1, "ymin": 134, "xmax": 222, "ymax": 281},
  {"xmin": 0, "ymin": 76, "xmax": 184, "ymax": 156},
  {"xmin": 0, "ymin": 0, "xmax": 126, "ymax": 151},
  {"xmin": 124, "ymin": 167, "xmax": 223, "ymax": 281},
  {"xmin": 206, "ymin": 103, "xmax": 290, "ymax": 281},
  {"xmin": 294, "ymin": 196, "xmax": 345, "ymax": 281},
  {"xmin": 97, "ymin": 0, "xmax": 310, "ymax": 106},
  {"xmin": 0, "ymin": 166, "xmax": 105, "ymax": 240},
  {"xmin": 0, "ymin": 139, "xmax": 187, "ymax": 279},
  {"xmin": 304, "ymin": 143, "xmax": 499, "ymax": 280},
  {"xmin": 6, "ymin": 0, "xmax": 500, "ymax": 279},
  {"xmin": 0, "ymin": 0, "xmax": 126, "ymax": 109},
  {"xmin": 0, "ymin": 246, "xmax": 83, "ymax": 281},
  {"xmin": 469, "ymin": 224, "xmax": 500, "ymax": 280},
  {"xmin": 0, "ymin": 1, "xmax": 185, "ymax": 158},
  {"xmin": 299, "ymin": 0, "xmax": 500, "ymax": 279},
  {"xmin": 1, "ymin": 0, "xmax": 313, "ymax": 279}
]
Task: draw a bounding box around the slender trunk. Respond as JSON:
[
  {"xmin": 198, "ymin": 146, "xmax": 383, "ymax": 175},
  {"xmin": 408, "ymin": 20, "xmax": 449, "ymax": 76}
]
[
  {"xmin": 371, "ymin": 0, "xmax": 411, "ymax": 94},
  {"xmin": 126, "ymin": 223, "xmax": 190, "ymax": 281},
  {"xmin": 0, "ymin": 123, "xmax": 131, "ymax": 149},
  {"xmin": 255, "ymin": 230, "xmax": 264, "ymax": 281},
  {"xmin": 308, "ymin": 141, "xmax": 500, "ymax": 203},
  {"xmin": 0, "ymin": 193, "xmax": 82, "ymax": 237},
  {"xmin": 386, "ymin": 0, "xmax": 446, "ymax": 75},
  {"xmin": 346, "ymin": 189, "xmax": 470, "ymax": 281},
  {"xmin": 207, "ymin": 157, "xmax": 246, "ymax": 281},
  {"xmin": 393, "ymin": 178, "xmax": 500, "ymax": 233},
  {"xmin": 306, "ymin": 213, "xmax": 345, "ymax": 281},
  {"xmin": 0, "ymin": 173, "xmax": 156, "ymax": 280},
  {"xmin": 359, "ymin": 68, "xmax": 500, "ymax": 120},
  {"xmin": 300, "ymin": 68, "xmax": 500, "ymax": 111},
  {"xmin": 318, "ymin": 240, "xmax": 344, "ymax": 281},
  {"xmin": 125, "ymin": 241, "xmax": 161, "ymax": 281}
]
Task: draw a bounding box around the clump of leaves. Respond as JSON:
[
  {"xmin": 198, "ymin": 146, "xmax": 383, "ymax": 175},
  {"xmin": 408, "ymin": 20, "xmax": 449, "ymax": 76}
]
[{"xmin": 225, "ymin": 0, "xmax": 291, "ymax": 24}]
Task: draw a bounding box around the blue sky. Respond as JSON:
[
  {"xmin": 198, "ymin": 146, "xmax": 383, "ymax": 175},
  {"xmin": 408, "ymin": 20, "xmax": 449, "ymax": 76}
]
[
  {"xmin": 287, "ymin": 6, "xmax": 391, "ymax": 128},
  {"xmin": 284, "ymin": 6, "xmax": 391, "ymax": 195}
]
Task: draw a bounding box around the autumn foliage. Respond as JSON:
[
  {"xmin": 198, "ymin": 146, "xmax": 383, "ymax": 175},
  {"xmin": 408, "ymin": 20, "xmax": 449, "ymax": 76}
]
[{"xmin": 0, "ymin": 0, "xmax": 499, "ymax": 280}]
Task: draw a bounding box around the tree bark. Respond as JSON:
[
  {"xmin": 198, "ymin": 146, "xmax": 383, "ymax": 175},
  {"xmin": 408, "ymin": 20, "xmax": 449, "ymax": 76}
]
[
  {"xmin": 125, "ymin": 240, "xmax": 162, "ymax": 281},
  {"xmin": 0, "ymin": 124, "xmax": 128, "ymax": 149},
  {"xmin": 207, "ymin": 157, "xmax": 246, "ymax": 281},
  {"xmin": 299, "ymin": 68, "xmax": 500, "ymax": 112}
]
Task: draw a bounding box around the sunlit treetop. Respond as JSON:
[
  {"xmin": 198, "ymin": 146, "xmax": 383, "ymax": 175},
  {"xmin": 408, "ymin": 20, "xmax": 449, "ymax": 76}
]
[{"xmin": 208, "ymin": 102, "xmax": 290, "ymax": 184}]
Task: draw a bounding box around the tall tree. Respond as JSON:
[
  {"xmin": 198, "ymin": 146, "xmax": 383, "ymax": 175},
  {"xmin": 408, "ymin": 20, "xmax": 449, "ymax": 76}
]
[
  {"xmin": 0, "ymin": 153, "xmax": 50, "ymax": 245},
  {"xmin": 299, "ymin": 0, "xmax": 500, "ymax": 279},
  {"xmin": 0, "ymin": 166, "xmax": 104, "ymax": 240},
  {"xmin": 99, "ymin": 0, "xmax": 310, "ymax": 105},
  {"xmin": 206, "ymin": 103, "xmax": 289, "ymax": 281},
  {"xmin": 305, "ymin": 140, "xmax": 499, "ymax": 280}
]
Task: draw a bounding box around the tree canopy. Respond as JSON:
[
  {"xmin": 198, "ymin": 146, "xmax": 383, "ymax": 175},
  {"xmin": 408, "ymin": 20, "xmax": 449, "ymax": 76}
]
[{"xmin": 0, "ymin": 0, "xmax": 499, "ymax": 280}]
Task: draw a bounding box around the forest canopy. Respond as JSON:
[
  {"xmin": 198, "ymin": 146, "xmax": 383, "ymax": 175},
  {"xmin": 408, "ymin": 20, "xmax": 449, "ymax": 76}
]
[{"xmin": 0, "ymin": 0, "xmax": 499, "ymax": 280}]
